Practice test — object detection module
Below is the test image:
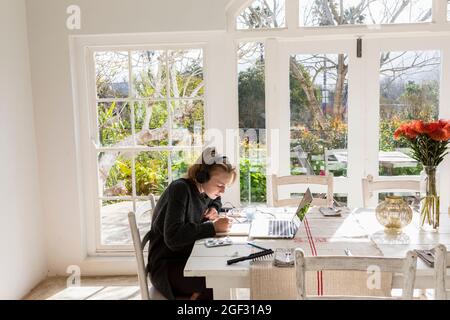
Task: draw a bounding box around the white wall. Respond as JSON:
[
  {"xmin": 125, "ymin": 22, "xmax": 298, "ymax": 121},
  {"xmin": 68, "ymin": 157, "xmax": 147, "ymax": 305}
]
[
  {"xmin": 25, "ymin": 0, "xmax": 231, "ymax": 276},
  {"xmin": 0, "ymin": 0, "xmax": 47, "ymax": 299}
]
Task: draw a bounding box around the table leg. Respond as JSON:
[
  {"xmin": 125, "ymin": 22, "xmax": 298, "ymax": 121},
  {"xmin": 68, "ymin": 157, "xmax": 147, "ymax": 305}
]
[{"xmin": 212, "ymin": 287, "xmax": 231, "ymax": 300}]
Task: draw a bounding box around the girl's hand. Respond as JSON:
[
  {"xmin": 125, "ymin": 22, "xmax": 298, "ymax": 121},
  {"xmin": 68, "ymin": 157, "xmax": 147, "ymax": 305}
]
[
  {"xmin": 204, "ymin": 207, "xmax": 219, "ymax": 221},
  {"xmin": 212, "ymin": 217, "xmax": 232, "ymax": 233}
]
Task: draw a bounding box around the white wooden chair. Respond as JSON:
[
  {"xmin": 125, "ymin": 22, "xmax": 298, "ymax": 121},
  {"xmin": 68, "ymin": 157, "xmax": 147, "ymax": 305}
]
[
  {"xmin": 149, "ymin": 193, "xmax": 156, "ymax": 210},
  {"xmin": 361, "ymin": 174, "xmax": 420, "ymax": 208},
  {"xmin": 136, "ymin": 193, "xmax": 158, "ymax": 220},
  {"xmin": 294, "ymin": 248, "xmax": 417, "ymax": 300},
  {"xmin": 128, "ymin": 210, "xmax": 166, "ymax": 300},
  {"xmin": 433, "ymin": 244, "xmax": 450, "ymax": 300},
  {"xmin": 270, "ymin": 174, "xmax": 333, "ymax": 207}
]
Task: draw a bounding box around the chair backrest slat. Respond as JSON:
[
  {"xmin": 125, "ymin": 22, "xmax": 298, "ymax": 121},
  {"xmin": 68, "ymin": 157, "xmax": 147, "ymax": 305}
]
[
  {"xmin": 295, "ymin": 248, "xmax": 417, "ymax": 300},
  {"xmin": 362, "ymin": 175, "xmax": 420, "ymax": 208},
  {"xmin": 303, "ymin": 256, "xmax": 407, "ymax": 273},
  {"xmin": 271, "ymin": 174, "xmax": 333, "ymax": 207},
  {"xmin": 434, "ymin": 244, "xmax": 450, "ymax": 300}
]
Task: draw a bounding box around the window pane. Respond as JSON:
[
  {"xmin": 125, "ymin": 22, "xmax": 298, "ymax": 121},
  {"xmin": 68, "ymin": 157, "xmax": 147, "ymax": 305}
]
[
  {"xmin": 171, "ymin": 149, "xmax": 202, "ymax": 181},
  {"xmin": 100, "ymin": 199, "xmax": 152, "ymax": 246},
  {"xmin": 240, "ymin": 129, "xmax": 267, "ymax": 204},
  {"xmin": 101, "ymin": 200, "xmax": 134, "ymax": 245},
  {"xmin": 171, "ymin": 100, "xmax": 204, "ymax": 147},
  {"xmin": 379, "ymin": 50, "xmax": 440, "ymax": 176},
  {"xmin": 238, "ymin": 42, "xmax": 267, "ymax": 204},
  {"xmin": 290, "ymin": 54, "xmax": 349, "ymax": 177},
  {"xmin": 99, "ymin": 151, "xmax": 133, "ymax": 197},
  {"xmin": 95, "ymin": 51, "xmax": 129, "ymax": 99},
  {"xmin": 97, "ymin": 102, "xmax": 132, "ymax": 147},
  {"xmin": 237, "ymin": 0, "xmax": 285, "ymax": 30},
  {"xmin": 168, "ymin": 49, "xmax": 204, "ymax": 98},
  {"xmin": 300, "ymin": 0, "xmax": 432, "ymax": 27},
  {"xmin": 131, "ymin": 50, "xmax": 166, "ymax": 99},
  {"xmin": 334, "ymin": 193, "xmax": 348, "ymax": 207},
  {"xmin": 94, "ymin": 48, "xmax": 205, "ymax": 249},
  {"xmin": 134, "ymin": 101, "xmax": 168, "ymax": 147},
  {"xmin": 135, "ymin": 151, "xmax": 169, "ymax": 196}
]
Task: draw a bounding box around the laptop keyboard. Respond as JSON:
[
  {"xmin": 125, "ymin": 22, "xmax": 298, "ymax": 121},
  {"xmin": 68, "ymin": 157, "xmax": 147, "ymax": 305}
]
[{"xmin": 269, "ymin": 220, "xmax": 294, "ymax": 237}]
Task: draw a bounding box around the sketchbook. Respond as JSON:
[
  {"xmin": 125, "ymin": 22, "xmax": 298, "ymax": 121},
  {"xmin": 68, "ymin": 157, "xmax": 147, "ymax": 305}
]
[{"xmin": 216, "ymin": 223, "xmax": 251, "ymax": 236}]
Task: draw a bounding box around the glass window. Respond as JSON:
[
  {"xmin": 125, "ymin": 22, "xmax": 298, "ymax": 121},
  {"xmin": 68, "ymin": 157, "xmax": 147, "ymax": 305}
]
[
  {"xmin": 94, "ymin": 49, "xmax": 204, "ymax": 246},
  {"xmin": 238, "ymin": 42, "xmax": 267, "ymax": 204},
  {"xmin": 290, "ymin": 53, "xmax": 349, "ymax": 177},
  {"xmin": 448, "ymin": 0, "xmax": 450, "ymax": 21},
  {"xmin": 300, "ymin": 0, "xmax": 432, "ymax": 27},
  {"xmin": 378, "ymin": 50, "xmax": 440, "ymax": 176},
  {"xmin": 237, "ymin": 0, "xmax": 286, "ymax": 30}
]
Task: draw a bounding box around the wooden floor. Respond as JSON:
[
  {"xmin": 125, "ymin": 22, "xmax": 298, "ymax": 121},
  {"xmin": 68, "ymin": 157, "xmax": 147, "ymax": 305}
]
[
  {"xmin": 24, "ymin": 276, "xmax": 251, "ymax": 300},
  {"xmin": 24, "ymin": 277, "xmax": 430, "ymax": 300},
  {"xmin": 24, "ymin": 276, "xmax": 142, "ymax": 300}
]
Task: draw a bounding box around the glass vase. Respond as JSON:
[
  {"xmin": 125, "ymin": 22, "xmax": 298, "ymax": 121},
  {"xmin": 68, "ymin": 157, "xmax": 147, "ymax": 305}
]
[
  {"xmin": 375, "ymin": 196, "xmax": 413, "ymax": 235},
  {"xmin": 371, "ymin": 196, "xmax": 412, "ymax": 245},
  {"xmin": 419, "ymin": 166, "xmax": 440, "ymax": 231}
]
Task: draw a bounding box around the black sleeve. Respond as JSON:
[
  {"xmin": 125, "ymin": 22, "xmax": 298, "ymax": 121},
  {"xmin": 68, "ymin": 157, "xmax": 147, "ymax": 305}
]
[
  {"xmin": 209, "ymin": 197, "xmax": 222, "ymax": 212},
  {"xmin": 163, "ymin": 182, "xmax": 216, "ymax": 251}
]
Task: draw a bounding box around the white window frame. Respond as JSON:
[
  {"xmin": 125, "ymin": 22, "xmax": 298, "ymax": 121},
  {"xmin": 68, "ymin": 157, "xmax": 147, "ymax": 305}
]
[
  {"xmin": 228, "ymin": 0, "xmax": 450, "ymax": 210},
  {"xmin": 70, "ymin": 32, "xmax": 240, "ymax": 255},
  {"xmin": 270, "ymin": 36, "xmax": 450, "ymax": 209},
  {"xmin": 87, "ymin": 45, "xmax": 208, "ymax": 252},
  {"xmin": 364, "ymin": 36, "xmax": 450, "ymax": 207},
  {"xmin": 272, "ymin": 39, "xmax": 359, "ymax": 206}
]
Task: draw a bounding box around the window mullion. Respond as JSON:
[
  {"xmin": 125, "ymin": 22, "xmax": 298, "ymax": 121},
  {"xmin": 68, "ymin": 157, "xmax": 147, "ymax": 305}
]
[
  {"xmin": 127, "ymin": 50, "xmax": 138, "ymax": 210},
  {"xmin": 166, "ymin": 51, "xmax": 173, "ymax": 183},
  {"xmin": 347, "ymin": 40, "xmax": 367, "ymax": 208},
  {"xmin": 432, "ymin": 0, "xmax": 447, "ymax": 24},
  {"xmin": 285, "ymin": 0, "xmax": 299, "ymax": 30},
  {"xmin": 363, "ymin": 39, "xmax": 382, "ymax": 207}
]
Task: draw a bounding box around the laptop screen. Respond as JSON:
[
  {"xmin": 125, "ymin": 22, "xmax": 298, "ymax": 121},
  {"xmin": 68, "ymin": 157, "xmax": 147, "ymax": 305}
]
[{"xmin": 292, "ymin": 188, "xmax": 313, "ymax": 224}]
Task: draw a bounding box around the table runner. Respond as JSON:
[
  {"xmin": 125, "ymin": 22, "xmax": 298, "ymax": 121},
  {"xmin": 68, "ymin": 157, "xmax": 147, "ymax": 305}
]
[{"xmin": 250, "ymin": 212, "xmax": 393, "ymax": 299}]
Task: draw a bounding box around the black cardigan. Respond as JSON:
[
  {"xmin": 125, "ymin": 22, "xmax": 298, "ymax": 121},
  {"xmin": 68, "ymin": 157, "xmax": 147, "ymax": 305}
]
[{"xmin": 145, "ymin": 178, "xmax": 221, "ymax": 299}]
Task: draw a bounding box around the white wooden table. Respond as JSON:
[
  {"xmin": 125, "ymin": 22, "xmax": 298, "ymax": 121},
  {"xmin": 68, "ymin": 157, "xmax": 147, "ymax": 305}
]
[{"xmin": 184, "ymin": 207, "xmax": 450, "ymax": 299}]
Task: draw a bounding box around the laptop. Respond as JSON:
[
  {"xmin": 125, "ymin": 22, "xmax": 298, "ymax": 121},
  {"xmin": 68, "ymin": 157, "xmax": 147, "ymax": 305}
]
[{"xmin": 249, "ymin": 188, "xmax": 313, "ymax": 239}]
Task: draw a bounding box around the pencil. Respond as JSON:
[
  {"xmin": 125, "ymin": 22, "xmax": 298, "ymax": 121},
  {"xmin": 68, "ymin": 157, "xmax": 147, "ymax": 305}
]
[{"xmin": 247, "ymin": 242, "xmax": 269, "ymax": 251}]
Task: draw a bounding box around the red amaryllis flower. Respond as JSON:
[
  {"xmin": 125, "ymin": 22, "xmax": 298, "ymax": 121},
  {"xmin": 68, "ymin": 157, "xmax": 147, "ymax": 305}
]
[
  {"xmin": 393, "ymin": 119, "xmax": 450, "ymax": 167},
  {"xmin": 403, "ymin": 125, "xmax": 419, "ymax": 139},
  {"xmin": 429, "ymin": 128, "xmax": 448, "ymax": 141},
  {"xmin": 394, "ymin": 126, "xmax": 405, "ymax": 140},
  {"xmin": 412, "ymin": 120, "xmax": 426, "ymax": 134},
  {"xmin": 423, "ymin": 122, "xmax": 440, "ymax": 135}
]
